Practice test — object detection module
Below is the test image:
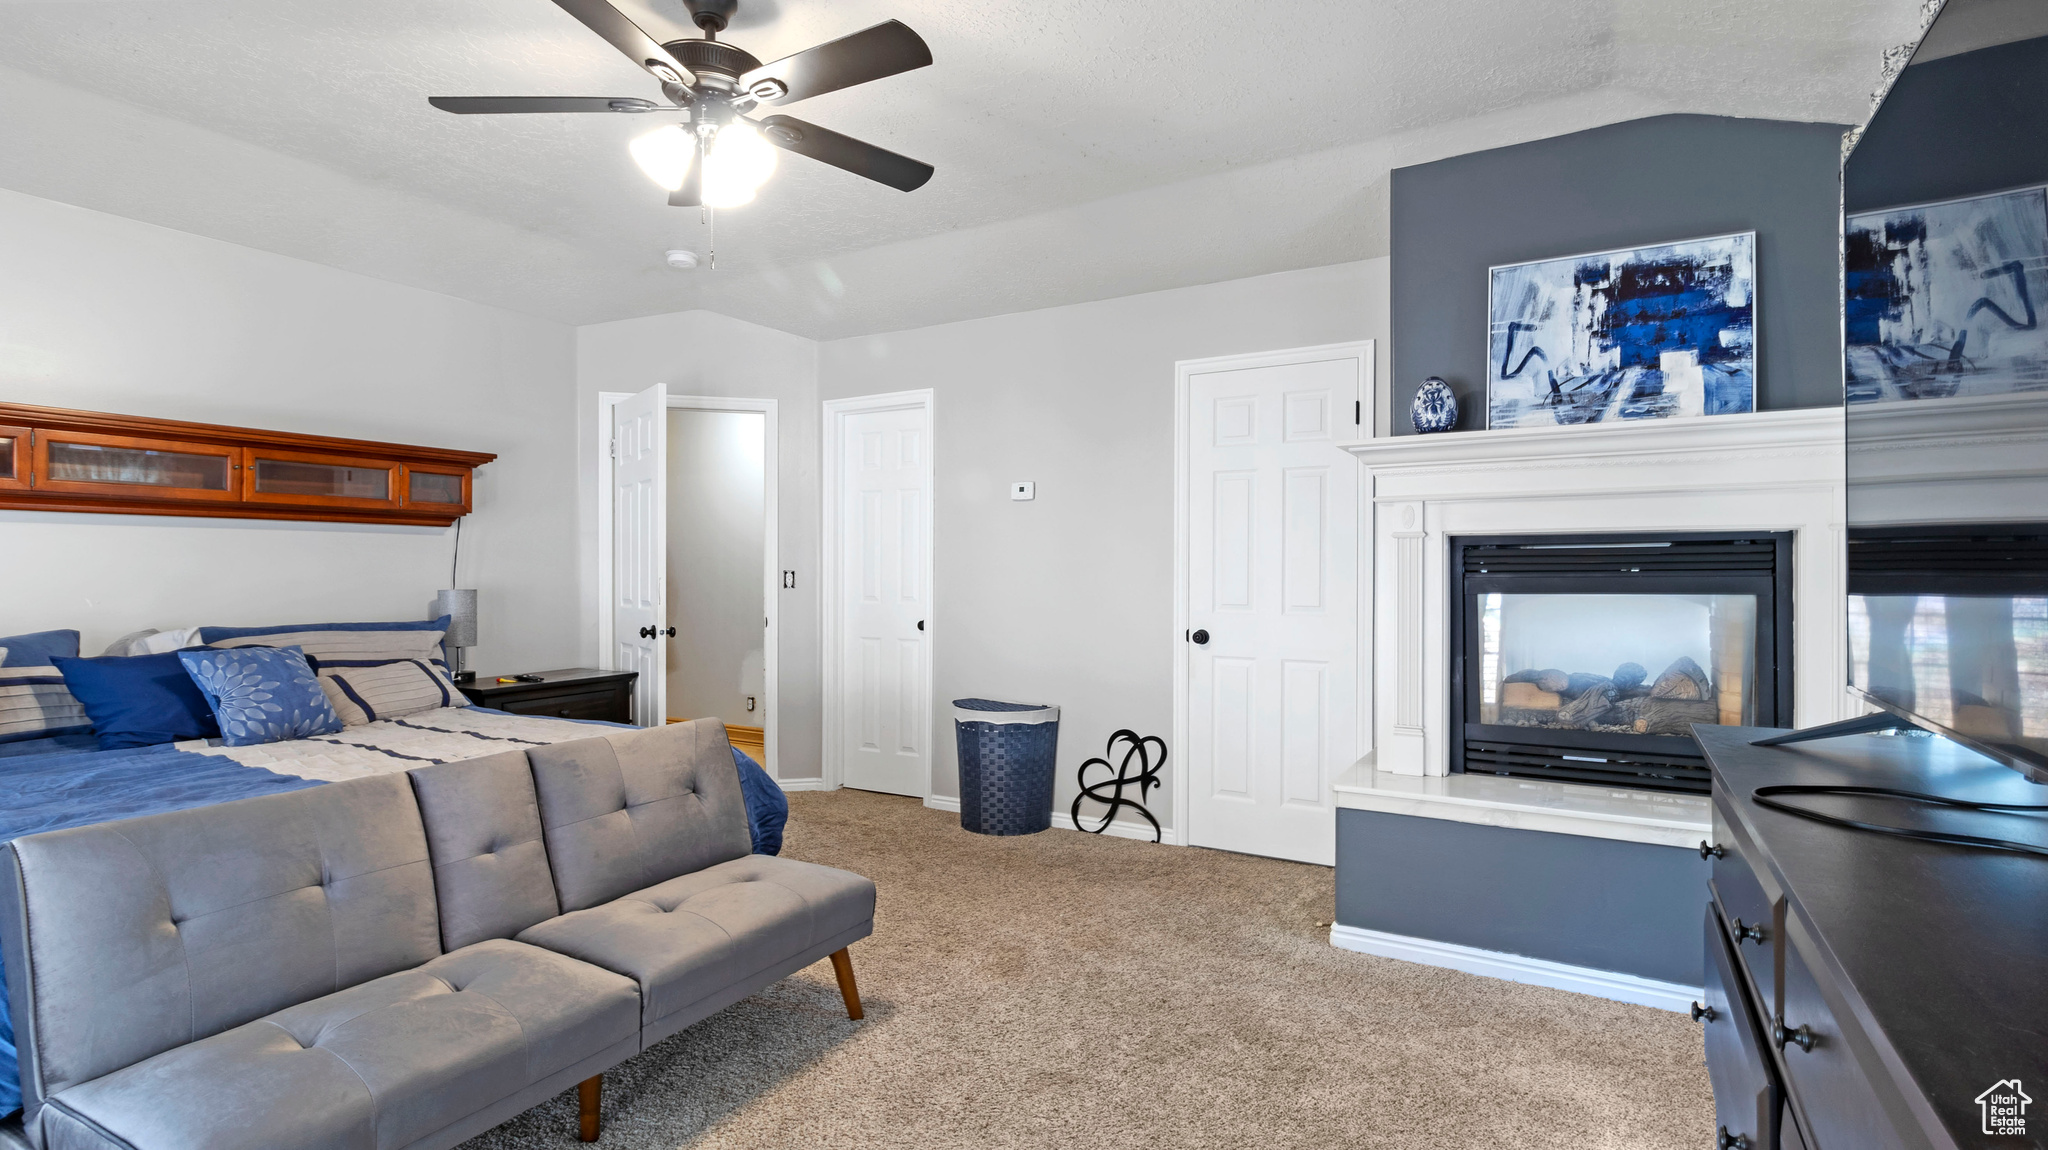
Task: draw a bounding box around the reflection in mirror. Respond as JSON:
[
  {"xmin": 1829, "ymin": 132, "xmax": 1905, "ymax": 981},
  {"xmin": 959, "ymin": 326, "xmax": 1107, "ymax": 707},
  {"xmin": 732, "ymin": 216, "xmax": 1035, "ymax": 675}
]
[{"xmin": 1843, "ymin": 0, "xmax": 2048, "ymax": 781}]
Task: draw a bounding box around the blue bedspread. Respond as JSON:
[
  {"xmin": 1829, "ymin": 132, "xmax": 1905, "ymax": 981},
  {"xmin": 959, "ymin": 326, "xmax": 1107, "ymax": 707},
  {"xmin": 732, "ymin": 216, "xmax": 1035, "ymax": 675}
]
[{"xmin": 0, "ymin": 722, "xmax": 787, "ymax": 1116}]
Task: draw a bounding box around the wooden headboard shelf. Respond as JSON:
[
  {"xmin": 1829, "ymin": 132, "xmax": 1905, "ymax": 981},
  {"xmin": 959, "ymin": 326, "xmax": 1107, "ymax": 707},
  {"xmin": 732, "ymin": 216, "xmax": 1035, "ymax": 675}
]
[{"xmin": 0, "ymin": 402, "xmax": 497, "ymax": 527}]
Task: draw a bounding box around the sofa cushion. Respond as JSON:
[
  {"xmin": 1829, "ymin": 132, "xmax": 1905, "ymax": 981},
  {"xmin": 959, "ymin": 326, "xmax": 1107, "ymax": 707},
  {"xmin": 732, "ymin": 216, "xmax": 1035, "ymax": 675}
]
[
  {"xmin": 5, "ymin": 774, "xmax": 441, "ymax": 1104},
  {"xmin": 516, "ymin": 854, "xmax": 875, "ymax": 1028},
  {"xmin": 409, "ymin": 752, "xmax": 561, "ymax": 951},
  {"xmin": 526, "ymin": 720, "xmax": 752, "ymax": 912},
  {"xmin": 42, "ymin": 939, "xmax": 639, "ymax": 1150}
]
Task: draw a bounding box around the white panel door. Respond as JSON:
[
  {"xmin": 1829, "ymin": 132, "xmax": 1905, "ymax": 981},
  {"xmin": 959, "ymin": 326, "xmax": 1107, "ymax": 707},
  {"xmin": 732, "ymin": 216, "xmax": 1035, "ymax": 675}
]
[
  {"xmin": 612, "ymin": 383, "xmax": 667, "ymax": 727},
  {"xmin": 838, "ymin": 403, "xmax": 930, "ymax": 795},
  {"xmin": 1186, "ymin": 354, "xmax": 1362, "ymax": 865}
]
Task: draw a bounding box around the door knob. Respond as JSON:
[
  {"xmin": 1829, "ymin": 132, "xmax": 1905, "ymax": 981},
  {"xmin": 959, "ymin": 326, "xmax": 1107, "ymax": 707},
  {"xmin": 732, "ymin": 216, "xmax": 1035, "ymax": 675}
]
[
  {"xmin": 917, "ymin": 620, "xmax": 925, "ymax": 631},
  {"xmin": 1731, "ymin": 918, "xmax": 1767, "ymax": 945},
  {"xmin": 638, "ymin": 625, "xmax": 656, "ymax": 639},
  {"xmin": 1699, "ymin": 841, "xmax": 1724, "ymax": 860},
  {"xmin": 1690, "ymin": 1001, "xmax": 1717, "ymax": 1023},
  {"xmin": 1717, "ymin": 1127, "xmax": 1750, "ymax": 1149},
  {"xmin": 1191, "ymin": 629, "xmax": 1210, "ymax": 646},
  {"xmin": 662, "ymin": 626, "xmax": 676, "ymax": 638}
]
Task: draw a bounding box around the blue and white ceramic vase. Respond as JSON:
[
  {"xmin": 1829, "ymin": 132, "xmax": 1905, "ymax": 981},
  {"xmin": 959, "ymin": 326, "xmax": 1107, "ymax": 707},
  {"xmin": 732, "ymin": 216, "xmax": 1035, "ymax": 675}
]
[{"xmin": 1411, "ymin": 376, "xmax": 1459, "ymax": 434}]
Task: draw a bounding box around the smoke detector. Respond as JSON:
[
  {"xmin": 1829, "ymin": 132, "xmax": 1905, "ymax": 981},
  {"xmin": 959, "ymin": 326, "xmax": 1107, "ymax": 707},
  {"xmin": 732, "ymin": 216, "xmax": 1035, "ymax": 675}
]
[{"xmin": 665, "ymin": 249, "xmax": 700, "ymax": 270}]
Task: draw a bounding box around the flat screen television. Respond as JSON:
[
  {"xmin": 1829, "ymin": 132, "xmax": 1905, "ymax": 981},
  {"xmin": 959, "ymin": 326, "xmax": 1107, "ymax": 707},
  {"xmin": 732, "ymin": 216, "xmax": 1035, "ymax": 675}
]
[{"xmin": 1842, "ymin": 0, "xmax": 2048, "ymax": 784}]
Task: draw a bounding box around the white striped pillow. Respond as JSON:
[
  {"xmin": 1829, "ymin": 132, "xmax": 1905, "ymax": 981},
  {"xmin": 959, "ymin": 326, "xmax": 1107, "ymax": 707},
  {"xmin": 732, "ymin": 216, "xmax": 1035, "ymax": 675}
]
[
  {"xmin": 212, "ymin": 629, "xmax": 446, "ymax": 673},
  {"xmin": 318, "ymin": 659, "xmax": 462, "ymax": 726},
  {"xmin": 0, "ymin": 665, "xmax": 92, "ymax": 744}
]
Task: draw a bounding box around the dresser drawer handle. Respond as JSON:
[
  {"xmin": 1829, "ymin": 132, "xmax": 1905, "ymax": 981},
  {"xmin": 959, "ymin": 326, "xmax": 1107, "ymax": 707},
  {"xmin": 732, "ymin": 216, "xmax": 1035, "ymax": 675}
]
[
  {"xmin": 1731, "ymin": 918, "xmax": 1767, "ymax": 944},
  {"xmin": 1690, "ymin": 1001, "xmax": 1717, "ymax": 1023},
  {"xmin": 1717, "ymin": 1126, "xmax": 1751, "ymax": 1149},
  {"xmin": 1699, "ymin": 840, "xmax": 1725, "ymax": 859},
  {"xmin": 1772, "ymin": 1021, "xmax": 1818, "ymax": 1052}
]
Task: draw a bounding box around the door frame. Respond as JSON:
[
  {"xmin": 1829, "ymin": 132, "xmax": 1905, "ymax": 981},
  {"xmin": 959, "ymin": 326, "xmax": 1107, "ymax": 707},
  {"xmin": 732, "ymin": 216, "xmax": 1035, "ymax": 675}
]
[
  {"xmin": 1171, "ymin": 341, "xmax": 1376, "ymax": 848},
  {"xmin": 594, "ymin": 390, "xmax": 782, "ymax": 781},
  {"xmin": 820, "ymin": 388, "xmax": 936, "ymax": 795}
]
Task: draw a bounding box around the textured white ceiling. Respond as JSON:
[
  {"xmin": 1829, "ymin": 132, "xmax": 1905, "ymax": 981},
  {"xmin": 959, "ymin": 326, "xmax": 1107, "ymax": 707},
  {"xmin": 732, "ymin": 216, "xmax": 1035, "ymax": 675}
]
[{"xmin": 0, "ymin": 0, "xmax": 1928, "ymax": 336}]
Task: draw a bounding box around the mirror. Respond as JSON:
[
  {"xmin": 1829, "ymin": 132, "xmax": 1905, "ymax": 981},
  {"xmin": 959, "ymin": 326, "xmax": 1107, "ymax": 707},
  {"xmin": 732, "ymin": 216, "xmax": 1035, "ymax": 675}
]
[{"xmin": 1842, "ymin": 0, "xmax": 2048, "ymax": 781}]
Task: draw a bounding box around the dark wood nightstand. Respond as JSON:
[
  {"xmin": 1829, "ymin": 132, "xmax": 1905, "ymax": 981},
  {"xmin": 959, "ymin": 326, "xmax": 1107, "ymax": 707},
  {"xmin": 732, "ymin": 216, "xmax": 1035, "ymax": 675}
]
[{"xmin": 457, "ymin": 668, "xmax": 638, "ymax": 724}]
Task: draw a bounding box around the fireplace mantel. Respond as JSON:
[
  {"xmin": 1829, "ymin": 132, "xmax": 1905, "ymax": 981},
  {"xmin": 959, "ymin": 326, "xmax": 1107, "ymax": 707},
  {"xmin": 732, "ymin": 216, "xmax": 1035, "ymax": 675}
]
[{"xmin": 1339, "ymin": 407, "xmax": 1847, "ymax": 788}]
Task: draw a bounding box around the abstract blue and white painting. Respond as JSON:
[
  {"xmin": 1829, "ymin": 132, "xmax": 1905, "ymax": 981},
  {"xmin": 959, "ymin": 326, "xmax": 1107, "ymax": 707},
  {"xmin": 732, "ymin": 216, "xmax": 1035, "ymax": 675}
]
[
  {"xmin": 1487, "ymin": 233, "xmax": 1756, "ymax": 428},
  {"xmin": 1844, "ymin": 186, "xmax": 2048, "ymax": 404}
]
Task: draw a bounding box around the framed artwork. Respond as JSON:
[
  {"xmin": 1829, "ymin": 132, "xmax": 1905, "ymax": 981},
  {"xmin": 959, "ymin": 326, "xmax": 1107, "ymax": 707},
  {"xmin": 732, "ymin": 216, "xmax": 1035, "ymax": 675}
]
[
  {"xmin": 1845, "ymin": 184, "xmax": 2048, "ymax": 404},
  {"xmin": 1487, "ymin": 232, "xmax": 1757, "ymax": 428}
]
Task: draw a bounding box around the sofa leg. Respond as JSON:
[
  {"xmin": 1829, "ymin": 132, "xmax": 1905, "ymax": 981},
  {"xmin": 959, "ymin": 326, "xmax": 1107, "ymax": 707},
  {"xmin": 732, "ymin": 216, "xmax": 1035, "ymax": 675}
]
[
  {"xmin": 828, "ymin": 946, "xmax": 864, "ymax": 1020},
  {"xmin": 577, "ymin": 1074, "xmax": 603, "ymax": 1142}
]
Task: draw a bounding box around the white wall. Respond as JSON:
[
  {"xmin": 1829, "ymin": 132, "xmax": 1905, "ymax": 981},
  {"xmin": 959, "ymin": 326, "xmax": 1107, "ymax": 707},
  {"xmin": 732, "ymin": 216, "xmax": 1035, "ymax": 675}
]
[
  {"xmin": 665, "ymin": 408, "xmax": 766, "ymax": 728},
  {"xmin": 576, "ymin": 310, "xmax": 822, "ymax": 779},
  {"xmin": 818, "ymin": 259, "xmax": 1391, "ymax": 831},
  {"xmin": 0, "ymin": 188, "xmax": 581, "ymax": 670}
]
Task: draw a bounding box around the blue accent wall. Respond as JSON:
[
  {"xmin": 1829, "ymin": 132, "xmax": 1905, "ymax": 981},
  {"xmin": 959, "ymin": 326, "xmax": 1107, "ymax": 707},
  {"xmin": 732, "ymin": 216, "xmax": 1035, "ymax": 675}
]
[
  {"xmin": 1389, "ymin": 114, "xmax": 1847, "ymax": 432},
  {"xmin": 1335, "ymin": 808, "xmax": 1709, "ymax": 986},
  {"xmin": 1845, "ymin": 35, "xmax": 2048, "ymax": 215}
]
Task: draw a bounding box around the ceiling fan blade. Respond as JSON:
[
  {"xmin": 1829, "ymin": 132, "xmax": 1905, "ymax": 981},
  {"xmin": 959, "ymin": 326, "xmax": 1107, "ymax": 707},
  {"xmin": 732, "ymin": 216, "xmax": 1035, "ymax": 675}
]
[
  {"xmin": 739, "ymin": 20, "xmax": 931, "ymax": 106},
  {"xmin": 668, "ymin": 151, "xmax": 703, "ymax": 207},
  {"xmin": 428, "ymin": 96, "xmax": 662, "ymax": 114},
  {"xmin": 755, "ymin": 115, "xmax": 933, "ymax": 192},
  {"xmin": 546, "ymin": 0, "xmax": 696, "ymax": 86}
]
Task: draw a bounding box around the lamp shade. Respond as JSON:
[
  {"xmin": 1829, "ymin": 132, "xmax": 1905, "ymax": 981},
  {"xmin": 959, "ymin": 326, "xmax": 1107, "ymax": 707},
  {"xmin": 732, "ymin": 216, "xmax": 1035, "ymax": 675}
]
[{"xmin": 435, "ymin": 589, "xmax": 478, "ymax": 648}]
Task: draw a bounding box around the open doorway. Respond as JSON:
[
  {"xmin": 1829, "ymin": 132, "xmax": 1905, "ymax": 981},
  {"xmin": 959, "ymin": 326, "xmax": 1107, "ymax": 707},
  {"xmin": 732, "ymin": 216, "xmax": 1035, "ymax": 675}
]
[{"xmin": 665, "ymin": 405, "xmax": 771, "ymax": 766}]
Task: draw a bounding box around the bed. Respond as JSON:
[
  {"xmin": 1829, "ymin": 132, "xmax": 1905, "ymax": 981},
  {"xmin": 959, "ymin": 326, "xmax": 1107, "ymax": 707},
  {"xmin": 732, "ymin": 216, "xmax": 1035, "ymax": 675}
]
[{"xmin": 0, "ymin": 705, "xmax": 785, "ymax": 1117}]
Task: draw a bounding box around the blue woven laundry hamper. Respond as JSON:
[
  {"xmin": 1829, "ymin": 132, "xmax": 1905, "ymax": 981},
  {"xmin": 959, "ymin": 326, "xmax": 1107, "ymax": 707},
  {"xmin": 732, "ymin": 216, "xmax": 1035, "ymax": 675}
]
[{"xmin": 953, "ymin": 698, "xmax": 1060, "ymax": 836}]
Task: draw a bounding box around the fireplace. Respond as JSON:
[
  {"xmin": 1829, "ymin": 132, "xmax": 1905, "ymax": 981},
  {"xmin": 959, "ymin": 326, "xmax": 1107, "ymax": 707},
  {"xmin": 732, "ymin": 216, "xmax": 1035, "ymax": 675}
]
[{"xmin": 1449, "ymin": 532, "xmax": 1793, "ymax": 794}]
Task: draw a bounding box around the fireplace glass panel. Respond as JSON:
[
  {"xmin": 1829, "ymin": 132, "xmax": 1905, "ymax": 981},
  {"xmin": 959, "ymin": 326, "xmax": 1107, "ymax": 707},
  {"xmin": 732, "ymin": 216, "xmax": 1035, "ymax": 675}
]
[{"xmin": 1476, "ymin": 593, "xmax": 1757, "ymax": 735}]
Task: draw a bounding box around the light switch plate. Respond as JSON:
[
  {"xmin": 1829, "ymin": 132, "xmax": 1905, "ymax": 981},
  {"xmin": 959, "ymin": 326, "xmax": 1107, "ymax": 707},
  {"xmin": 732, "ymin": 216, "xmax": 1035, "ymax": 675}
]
[{"xmin": 1011, "ymin": 481, "xmax": 1036, "ymax": 501}]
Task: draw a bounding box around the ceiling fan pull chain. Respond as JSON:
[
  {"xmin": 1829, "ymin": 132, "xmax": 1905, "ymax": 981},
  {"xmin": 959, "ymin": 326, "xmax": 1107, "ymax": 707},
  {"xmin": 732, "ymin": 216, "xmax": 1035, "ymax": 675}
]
[{"xmin": 707, "ymin": 206, "xmax": 717, "ymax": 270}]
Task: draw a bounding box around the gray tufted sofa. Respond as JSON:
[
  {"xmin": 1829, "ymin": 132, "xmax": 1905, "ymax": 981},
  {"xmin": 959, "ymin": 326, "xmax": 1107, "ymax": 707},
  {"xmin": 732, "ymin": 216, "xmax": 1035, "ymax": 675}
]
[{"xmin": 0, "ymin": 720, "xmax": 875, "ymax": 1150}]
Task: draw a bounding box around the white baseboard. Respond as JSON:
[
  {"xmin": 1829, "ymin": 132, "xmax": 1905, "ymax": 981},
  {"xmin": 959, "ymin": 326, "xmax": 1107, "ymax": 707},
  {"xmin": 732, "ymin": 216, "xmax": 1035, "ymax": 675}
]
[
  {"xmin": 1328, "ymin": 923, "xmax": 1700, "ymax": 1013},
  {"xmin": 1051, "ymin": 809, "xmax": 1170, "ymax": 842},
  {"xmin": 776, "ymin": 777, "xmax": 833, "ymax": 791},
  {"xmin": 921, "ymin": 795, "xmax": 1171, "ymax": 843}
]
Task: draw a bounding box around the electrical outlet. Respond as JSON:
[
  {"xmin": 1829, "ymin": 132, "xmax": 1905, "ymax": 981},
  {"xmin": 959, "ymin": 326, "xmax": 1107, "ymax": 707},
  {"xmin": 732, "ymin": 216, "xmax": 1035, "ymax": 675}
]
[
  {"xmin": 781, "ymin": 570, "xmax": 796, "ymax": 589},
  {"xmin": 1011, "ymin": 481, "xmax": 1036, "ymax": 501}
]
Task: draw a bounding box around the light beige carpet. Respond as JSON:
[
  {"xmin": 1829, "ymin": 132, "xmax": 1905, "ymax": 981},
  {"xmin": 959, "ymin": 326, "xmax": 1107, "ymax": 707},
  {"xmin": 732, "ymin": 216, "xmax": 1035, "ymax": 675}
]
[{"xmin": 464, "ymin": 790, "xmax": 1712, "ymax": 1150}]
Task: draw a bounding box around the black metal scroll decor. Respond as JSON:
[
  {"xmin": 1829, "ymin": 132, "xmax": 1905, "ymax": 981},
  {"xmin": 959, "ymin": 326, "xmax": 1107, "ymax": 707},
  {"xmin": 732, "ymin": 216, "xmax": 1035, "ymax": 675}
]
[{"xmin": 1071, "ymin": 729, "xmax": 1166, "ymax": 844}]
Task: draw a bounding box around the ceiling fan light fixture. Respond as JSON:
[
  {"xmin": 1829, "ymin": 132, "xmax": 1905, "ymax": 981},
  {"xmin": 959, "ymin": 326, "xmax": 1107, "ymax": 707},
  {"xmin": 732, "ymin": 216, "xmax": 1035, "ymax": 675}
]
[
  {"xmin": 630, "ymin": 124, "xmax": 695, "ymax": 191},
  {"xmin": 702, "ymin": 122, "xmax": 777, "ymax": 207}
]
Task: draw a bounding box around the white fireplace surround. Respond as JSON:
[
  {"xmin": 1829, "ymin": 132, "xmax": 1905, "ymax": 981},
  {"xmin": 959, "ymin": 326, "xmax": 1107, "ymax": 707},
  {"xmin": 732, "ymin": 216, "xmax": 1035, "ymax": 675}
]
[{"xmin": 1332, "ymin": 407, "xmax": 1848, "ymax": 847}]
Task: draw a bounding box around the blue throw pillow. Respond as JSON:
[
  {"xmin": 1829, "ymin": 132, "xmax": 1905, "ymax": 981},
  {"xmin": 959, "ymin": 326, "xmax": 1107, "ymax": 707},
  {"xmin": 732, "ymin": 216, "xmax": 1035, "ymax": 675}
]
[
  {"xmin": 179, "ymin": 646, "xmax": 344, "ymax": 746},
  {"xmin": 51, "ymin": 650, "xmax": 221, "ymax": 750},
  {"xmin": 0, "ymin": 629, "xmax": 80, "ymax": 668}
]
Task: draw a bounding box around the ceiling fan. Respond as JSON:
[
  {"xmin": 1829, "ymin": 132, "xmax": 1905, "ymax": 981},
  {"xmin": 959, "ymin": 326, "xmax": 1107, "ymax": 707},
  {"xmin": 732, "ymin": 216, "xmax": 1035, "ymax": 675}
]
[{"xmin": 429, "ymin": 0, "xmax": 934, "ymax": 209}]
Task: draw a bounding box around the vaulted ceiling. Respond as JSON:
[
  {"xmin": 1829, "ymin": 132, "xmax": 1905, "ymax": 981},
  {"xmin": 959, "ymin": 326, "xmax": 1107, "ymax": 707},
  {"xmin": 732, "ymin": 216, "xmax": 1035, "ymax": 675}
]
[{"xmin": 0, "ymin": 0, "xmax": 1927, "ymax": 337}]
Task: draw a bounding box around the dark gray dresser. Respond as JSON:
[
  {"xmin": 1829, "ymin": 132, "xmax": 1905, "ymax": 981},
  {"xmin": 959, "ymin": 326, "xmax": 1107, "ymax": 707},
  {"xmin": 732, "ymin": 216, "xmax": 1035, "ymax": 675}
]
[{"xmin": 1696, "ymin": 726, "xmax": 2048, "ymax": 1150}]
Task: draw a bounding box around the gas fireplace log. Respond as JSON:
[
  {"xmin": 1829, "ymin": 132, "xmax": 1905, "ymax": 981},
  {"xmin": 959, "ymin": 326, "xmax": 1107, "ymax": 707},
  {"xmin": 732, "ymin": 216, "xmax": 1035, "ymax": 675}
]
[
  {"xmin": 1632, "ymin": 698, "xmax": 1720, "ymax": 735},
  {"xmin": 1504, "ymin": 668, "xmax": 1570, "ymax": 694},
  {"xmin": 1564, "ymin": 667, "xmax": 1613, "ymax": 695},
  {"xmin": 1649, "ymin": 656, "xmax": 1712, "ymax": 702},
  {"xmin": 1501, "ymin": 682, "xmax": 1562, "ymax": 709},
  {"xmin": 1611, "ymin": 662, "xmax": 1648, "ymax": 692},
  {"xmin": 1557, "ymin": 685, "xmax": 1617, "ymax": 727}
]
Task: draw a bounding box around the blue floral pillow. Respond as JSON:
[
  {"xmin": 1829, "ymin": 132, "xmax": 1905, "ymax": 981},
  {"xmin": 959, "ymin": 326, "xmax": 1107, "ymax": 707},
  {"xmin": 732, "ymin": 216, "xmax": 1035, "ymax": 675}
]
[{"xmin": 178, "ymin": 646, "xmax": 344, "ymax": 746}]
